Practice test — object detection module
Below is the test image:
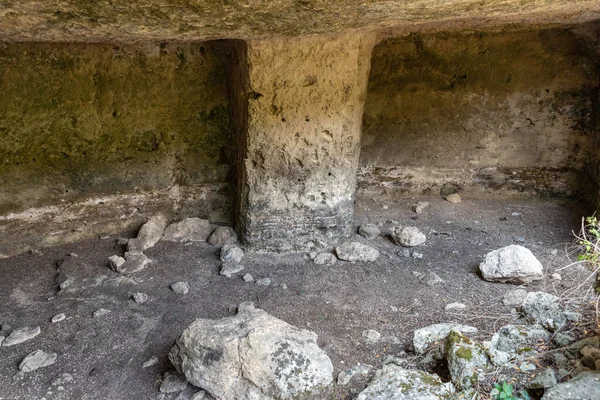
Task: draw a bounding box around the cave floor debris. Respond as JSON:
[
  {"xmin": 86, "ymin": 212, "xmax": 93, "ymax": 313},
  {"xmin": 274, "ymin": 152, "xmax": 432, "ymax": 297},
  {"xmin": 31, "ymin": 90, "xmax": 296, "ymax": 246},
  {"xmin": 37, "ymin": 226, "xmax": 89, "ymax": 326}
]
[{"xmin": 0, "ymin": 196, "xmax": 595, "ymax": 399}]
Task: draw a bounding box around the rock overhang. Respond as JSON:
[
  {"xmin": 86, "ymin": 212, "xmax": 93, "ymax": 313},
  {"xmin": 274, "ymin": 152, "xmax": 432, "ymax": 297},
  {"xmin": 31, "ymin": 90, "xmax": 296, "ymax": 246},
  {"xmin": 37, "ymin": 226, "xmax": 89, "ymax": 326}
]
[{"xmin": 1, "ymin": 1, "xmax": 600, "ymax": 42}]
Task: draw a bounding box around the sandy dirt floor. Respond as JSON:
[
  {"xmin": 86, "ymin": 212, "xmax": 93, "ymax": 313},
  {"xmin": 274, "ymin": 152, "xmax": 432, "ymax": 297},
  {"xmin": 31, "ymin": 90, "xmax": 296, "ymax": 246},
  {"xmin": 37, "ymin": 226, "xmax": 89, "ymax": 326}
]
[{"xmin": 0, "ymin": 195, "xmax": 594, "ymax": 399}]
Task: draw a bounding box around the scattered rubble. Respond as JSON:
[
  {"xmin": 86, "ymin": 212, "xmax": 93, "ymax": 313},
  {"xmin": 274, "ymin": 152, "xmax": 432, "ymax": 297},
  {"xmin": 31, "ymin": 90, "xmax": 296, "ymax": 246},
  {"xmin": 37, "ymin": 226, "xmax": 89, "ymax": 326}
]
[
  {"xmin": 3, "ymin": 326, "xmax": 41, "ymax": 347},
  {"xmin": 19, "ymin": 350, "xmax": 57, "ymax": 372},
  {"xmin": 171, "ymin": 281, "xmax": 189, "ymax": 295},
  {"xmin": 219, "ymin": 244, "xmax": 244, "ymax": 263},
  {"xmin": 207, "ymin": 226, "xmax": 238, "ymax": 247},
  {"xmin": 169, "ymin": 302, "xmax": 333, "ymax": 400},
  {"xmin": 479, "ymin": 245, "xmax": 543, "ymax": 284},
  {"xmin": 336, "ymin": 242, "xmax": 379, "ymax": 262},
  {"xmin": 313, "ymin": 252, "xmax": 337, "ymax": 265},
  {"xmin": 128, "ymin": 215, "xmax": 167, "ymax": 251},
  {"xmin": 358, "ymin": 223, "xmax": 380, "ymax": 240},
  {"xmin": 522, "ymin": 291, "xmax": 577, "ymax": 330},
  {"xmin": 163, "ymin": 218, "xmax": 215, "ymax": 243},
  {"xmin": 220, "ymin": 263, "xmax": 244, "ymax": 278},
  {"xmin": 390, "ymin": 226, "xmax": 426, "ymax": 247}
]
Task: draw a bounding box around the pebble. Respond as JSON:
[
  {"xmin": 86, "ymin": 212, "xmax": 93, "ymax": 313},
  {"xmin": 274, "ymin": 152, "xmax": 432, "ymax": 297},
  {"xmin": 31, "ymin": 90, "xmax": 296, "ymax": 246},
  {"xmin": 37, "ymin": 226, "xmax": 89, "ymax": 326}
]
[
  {"xmin": 107, "ymin": 255, "xmax": 126, "ymax": 271},
  {"xmin": 502, "ymin": 289, "xmax": 528, "ymax": 307},
  {"xmin": 314, "ymin": 253, "xmax": 337, "ymax": 265},
  {"xmin": 220, "ymin": 263, "xmax": 245, "ymax": 278},
  {"xmin": 132, "ymin": 292, "xmax": 148, "ymax": 304},
  {"xmin": 551, "ymin": 273, "xmax": 562, "ymax": 281},
  {"xmin": 242, "ymin": 273, "xmax": 254, "ymax": 282},
  {"xmin": 423, "ymin": 272, "xmax": 443, "ymax": 286},
  {"xmin": 411, "ymin": 252, "xmax": 423, "ymax": 259},
  {"xmin": 362, "ymin": 329, "xmax": 381, "ymax": 344},
  {"xmin": 51, "ymin": 373, "xmax": 73, "ymax": 386},
  {"xmin": 413, "ymin": 201, "xmax": 430, "ymax": 214},
  {"xmin": 445, "ymin": 193, "xmax": 462, "ymax": 203},
  {"xmin": 3, "ymin": 326, "xmax": 41, "ymax": 347},
  {"xmin": 399, "ymin": 249, "xmax": 411, "ymax": 258},
  {"xmin": 444, "ymin": 302, "xmax": 467, "ymax": 311},
  {"xmin": 519, "ymin": 361, "xmax": 537, "ymax": 372},
  {"xmin": 142, "ymin": 356, "xmax": 159, "ymax": 368},
  {"xmin": 19, "ymin": 350, "xmax": 57, "ymax": 372},
  {"xmin": 280, "ymin": 283, "xmax": 288, "ymax": 290},
  {"xmin": 93, "ymin": 309, "xmax": 111, "ymax": 318},
  {"xmin": 171, "ymin": 282, "xmax": 189, "ymax": 295},
  {"xmin": 191, "ymin": 390, "xmax": 210, "ymax": 400},
  {"xmin": 551, "ymin": 249, "xmax": 558, "ymax": 255},
  {"xmin": 358, "ymin": 223, "xmax": 381, "ymax": 240},
  {"xmin": 256, "ymin": 278, "xmax": 272, "ymax": 287},
  {"xmin": 51, "ymin": 314, "xmax": 66, "ymax": 323}
]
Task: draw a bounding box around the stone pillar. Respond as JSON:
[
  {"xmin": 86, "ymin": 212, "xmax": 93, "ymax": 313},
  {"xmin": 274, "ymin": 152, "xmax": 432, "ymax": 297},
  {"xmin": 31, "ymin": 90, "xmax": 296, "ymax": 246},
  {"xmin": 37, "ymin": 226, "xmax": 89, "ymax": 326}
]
[{"xmin": 230, "ymin": 33, "xmax": 375, "ymax": 252}]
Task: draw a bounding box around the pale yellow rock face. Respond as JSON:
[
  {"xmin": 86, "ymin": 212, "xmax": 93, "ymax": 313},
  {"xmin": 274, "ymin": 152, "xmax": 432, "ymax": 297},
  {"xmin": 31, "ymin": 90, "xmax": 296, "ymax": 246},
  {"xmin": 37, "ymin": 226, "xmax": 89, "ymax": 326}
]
[
  {"xmin": 237, "ymin": 33, "xmax": 376, "ymax": 251},
  {"xmin": 1, "ymin": 1, "xmax": 599, "ymax": 42}
]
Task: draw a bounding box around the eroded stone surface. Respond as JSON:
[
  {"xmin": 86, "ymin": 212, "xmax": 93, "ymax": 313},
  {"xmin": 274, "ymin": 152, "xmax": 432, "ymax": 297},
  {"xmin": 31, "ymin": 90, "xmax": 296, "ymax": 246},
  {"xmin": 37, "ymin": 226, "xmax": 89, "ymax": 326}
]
[
  {"xmin": 19, "ymin": 350, "xmax": 57, "ymax": 372},
  {"xmin": 169, "ymin": 302, "xmax": 333, "ymax": 400},
  {"xmin": 233, "ymin": 33, "xmax": 376, "ymax": 252}
]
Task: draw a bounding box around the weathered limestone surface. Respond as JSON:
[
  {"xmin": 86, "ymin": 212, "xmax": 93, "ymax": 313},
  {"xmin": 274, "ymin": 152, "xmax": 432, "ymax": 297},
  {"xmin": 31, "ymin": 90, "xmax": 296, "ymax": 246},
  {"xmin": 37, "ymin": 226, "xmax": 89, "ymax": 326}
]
[
  {"xmin": 359, "ymin": 26, "xmax": 600, "ymax": 199},
  {"xmin": 233, "ymin": 33, "xmax": 376, "ymax": 252},
  {"xmin": 0, "ymin": 1, "xmax": 599, "ymax": 42}
]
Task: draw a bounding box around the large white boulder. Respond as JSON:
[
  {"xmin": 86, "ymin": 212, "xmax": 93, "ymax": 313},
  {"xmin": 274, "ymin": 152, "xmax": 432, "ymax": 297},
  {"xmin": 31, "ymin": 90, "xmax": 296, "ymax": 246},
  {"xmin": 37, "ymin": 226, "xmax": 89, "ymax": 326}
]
[
  {"xmin": 169, "ymin": 303, "xmax": 333, "ymax": 400},
  {"xmin": 479, "ymin": 245, "xmax": 543, "ymax": 284}
]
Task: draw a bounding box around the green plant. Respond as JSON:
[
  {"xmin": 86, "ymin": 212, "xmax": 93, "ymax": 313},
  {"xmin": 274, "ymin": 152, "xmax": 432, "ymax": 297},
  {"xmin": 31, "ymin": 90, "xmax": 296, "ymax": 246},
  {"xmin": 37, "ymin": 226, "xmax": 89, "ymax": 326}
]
[
  {"xmin": 577, "ymin": 215, "xmax": 600, "ymax": 266},
  {"xmin": 492, "ymin": 382, "xmax": 530, "ymax": 400}
]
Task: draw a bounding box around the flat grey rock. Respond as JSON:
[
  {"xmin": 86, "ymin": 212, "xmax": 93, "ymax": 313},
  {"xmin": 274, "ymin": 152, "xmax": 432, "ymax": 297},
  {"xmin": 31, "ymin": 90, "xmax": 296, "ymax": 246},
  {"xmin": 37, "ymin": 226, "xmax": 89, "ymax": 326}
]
[
  {"xmin": 362, "ymin": 329, "xmax": 381, "ymax": 344},
  {"xmin": 163, "ymin": 218, "xmax": 215, "ymax": 243},
  {"xmin": 390, "ymin": 226, "xmax": 426, "ymax": 247},
  {"xmin": 479, "ymin": 245, "xmax": 543, "ymax": 284},
  {"xmin": 220, "ymin": 263, "xmax": 244, "ymax": 278},
  {"xmin": 256, "ymin": 277, "xmax": 272, "ymax": 287},
  {"xmin": 337, "ymin": 363, "xmax": 373, "ymax": 386},
  {"xmin": 19, "ymin": 349, "xmax": 57, "ymax": 372},
  {"xmin": 3, "ymin": 326, "xmax": 41, "ymax": 347},
  {"xmin": 336, "ymin": 242, "xmax": 379, "ymax": 262},
  {"xmin": 541, "ymin": 371, "xmax": 600, "ymax": 399},
  {"xmin": 522, "ymin": 291, "xmax": 568, "ymax": 329},
  {"xmin": 527, "ymin": 367, "xmax": 557, "ymax": 389},
  {"xmin": 502, "ymin": 289, "xmax": 528, "ymax": 307}
]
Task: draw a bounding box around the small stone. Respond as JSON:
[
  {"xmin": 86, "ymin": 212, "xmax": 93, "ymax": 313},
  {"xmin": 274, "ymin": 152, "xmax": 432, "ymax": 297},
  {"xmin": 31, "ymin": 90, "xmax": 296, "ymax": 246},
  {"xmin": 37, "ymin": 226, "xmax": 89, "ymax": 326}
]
[
  {"xmin": 207, "ymin": 226, "xmax": 238, "ymax": 247},
  {"xmin": 336, "ymin": 242, "xmax": 379, "ymax": 262},
  {"xmin": 551, "ymin": 273, "xmax": 562, "ymax": 280},
  {"xmin": 479, "ymin": 245, "xmax": 543, "ymax": 284},
  {"xmin": 256, "ymin": 277, "xmax": 272, "ymax": 287},
  {"xmin": 422, "ymin": 271, "xmax": 443, "ymax": 286},
  {"xmin": 390, "ymin": 226, "xmax": 426, "ymax": 247},
  {"xmin": 362, "ymin": 329, "xmax": 381, "ymax": 344},
  {"xmin": 399, "ymin": 249, "xmax": 411, "ymax": 258},
  {"xmin": 519, "ymin": 361, "xmax": 537, "ymax": 372},
  {"xmin": 142, "ymin": 356, "xmax": 159, "ymax": 368},
  {"xmin": 280, "ymin": 283, "xmax": 288, "ymax": 290},
  {"xmin": 191, "ymin": 391, "xmax": 210, "ymax": 400},
  {"xmin": 119, "ymin": 251, "xmax": 151, "ymax": 274},
  {"xmin": 527, "ymin": 367, "xmax": 557, "ymax": 389},
  {"xmin": 51, "ymin": 373, "xmax": 73, "ymax": 386},
  {"xmin": 3, "ymin": 326, "xmax": 41, "ymax": 346},
  {"xmin": 30, "ymin": 249, "xmax": 43, "ymax": 256},
  {"xmin": 107, "ymin": 255, "xmax": 126, "ymax": 271},
  {"xmin": 550, "ymin": 249, "xmax": 558, "ymax": 255},
  {"xmin": 337, "ymin": 363, "xmax": 373, "ymax": 386},
  {"xmin": 132, "ymin": 292, "xmax": 148, "ymax": 304},
  {"xmin": 502, "ymin": 289, "xmax": 528, "ymax": 307},
  {"xmin": 171, "ymin": 282, "xmax": 189, "ymax": 295},
  {"xmin": 19, "ymin": 350, "xmax": 57, "ymax": 372},
  {"xmin": 445, "ymin": 302, "xmax": 466, "ymax": 312},
  {"xmin": 159, "ymin": 371, "xmax": 188, "ymax": 393},
  {"xmin": 411, "ymin": 252, "xmax": 423, "ymax": 259},
  {"xmin": 51, "ymin": 314, "xmax": 66, "ymax": 323},
  {"xmin": 413, "ymin": 201, "xmax": 430, "ymax": 214},
  {"xmin": 445, "ymin": 193, "xmax": 462, "ymax": 203},
  {"xmin": 69, "ymin": 252, "xmax": 78, "ymax": 258},
  {"xmin": 163, "ymin": 218, "xmax": 214, "ymax": 243},
  {"xmin": 314, "ymin": 253, "xmax": 337, "ymax": 265},
  {"xmin": 358, "ymin": 223, "xmax": 380, "ymax": 240},
  {"xmin": 554, "ymin": 332, "xmax": 576, "ymax": 347},
  {"xmin": 93, "ymin": 309, "xmax": 111, "ymax": 318},
  {"xmin": 220, "ymin": 263, "xmax": 245, "ymax": 278},
  {"xmin": 220, "ymin": 245, "xmax": 244, "ymax": 263},
  {"xmin": 242, "ymin": 273, "xmax": 254, "ymax": 282}
]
